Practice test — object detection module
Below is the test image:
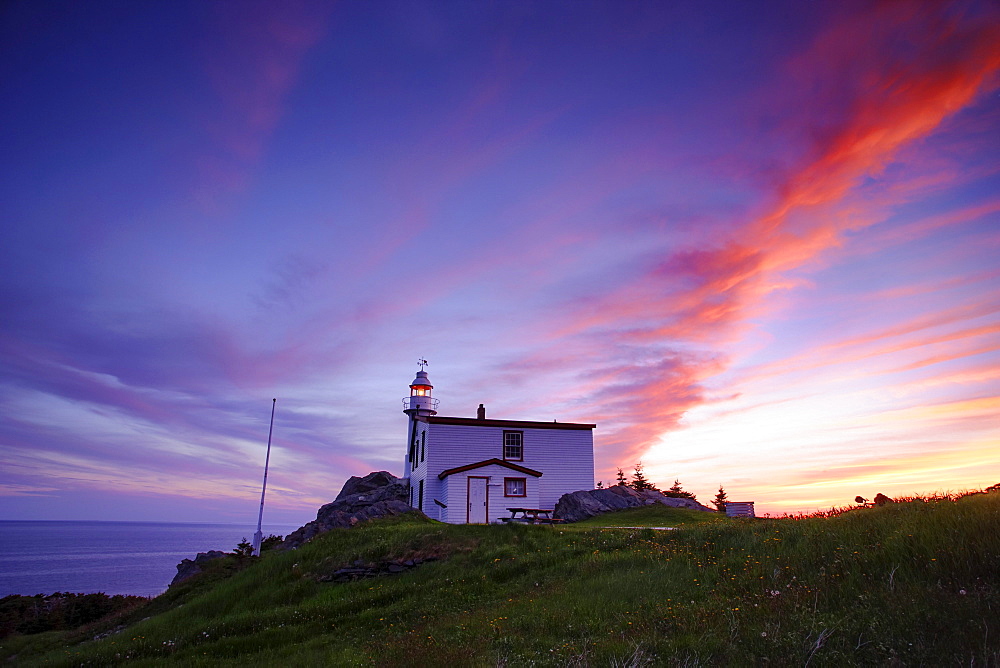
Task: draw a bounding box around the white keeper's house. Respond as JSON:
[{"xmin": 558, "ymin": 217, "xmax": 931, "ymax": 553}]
[{"xmin": 401, "ymin": 364, "xmax": 596, "ymax": 524}]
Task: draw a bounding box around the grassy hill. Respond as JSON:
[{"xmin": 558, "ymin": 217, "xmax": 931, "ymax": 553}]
[
  {"xmin": 571, "ymin": 504, "xmax": 726, "ymax": 528},
  {"xmin": 3, "ymin": 492, "xmax": 998, "ymax": 666}
]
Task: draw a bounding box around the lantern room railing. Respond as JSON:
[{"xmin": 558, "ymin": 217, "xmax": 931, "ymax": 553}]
[{"xmin": 402, "ymin": 396, "xmax": 440, "ymax": 412}]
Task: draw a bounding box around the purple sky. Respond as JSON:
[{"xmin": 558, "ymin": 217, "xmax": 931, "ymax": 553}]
[{"xmin": 1, "ymin": 0, "xmax": 998, "ymax": 525}]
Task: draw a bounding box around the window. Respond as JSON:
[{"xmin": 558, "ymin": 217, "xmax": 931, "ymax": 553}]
[
  {"xmin": 504, "ymin": 478, "xmax": 526, "ymax": 497},
  {"xmin": 418, "ymin": 479, "xmax": 424, "ymax": 510},
  {"xmin": 420, "ymin": 431, "xmax": 426, "ymax": 462},
  {"xmin": 503, "ymin": 431, "xmax": 523, "ymax": 460}
]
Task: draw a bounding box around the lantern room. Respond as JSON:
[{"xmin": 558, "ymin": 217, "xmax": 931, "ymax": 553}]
[
  {"xmin": 411, "ymin": 372, "xmax": 431, "ymax": 396},
  {"xmin": 403, "ymin": 365, "xmax": 439, "ymax": 415}
]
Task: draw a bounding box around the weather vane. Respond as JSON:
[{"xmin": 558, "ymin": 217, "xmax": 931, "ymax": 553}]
[{"xmin": 417, "ymin": 358, "xmax": 428, "ymax": 370}]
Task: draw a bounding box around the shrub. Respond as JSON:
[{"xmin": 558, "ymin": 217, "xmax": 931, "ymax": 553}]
[{"xmin": 234, "ymin": 538, "xmax": 253, "ymax": 557}]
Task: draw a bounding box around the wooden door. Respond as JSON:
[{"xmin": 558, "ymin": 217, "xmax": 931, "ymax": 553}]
[{"xmin": 467, "ymin": 476, "xmax": 489, "ymax": 524}]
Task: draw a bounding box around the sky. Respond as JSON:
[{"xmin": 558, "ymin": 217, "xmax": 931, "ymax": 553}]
[{"xmin": 1, "ymin": 0, "xmax": 998, "ymax": 525}]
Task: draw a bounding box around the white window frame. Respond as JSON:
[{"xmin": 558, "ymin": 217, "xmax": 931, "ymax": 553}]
[{"xmin": 503, "ymin": 431, "xmax": 523, "ymax": 461}]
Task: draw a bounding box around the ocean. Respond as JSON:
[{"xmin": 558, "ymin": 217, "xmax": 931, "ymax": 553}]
[{"xmin": 0, "ymin": 520, "xmax": 301, "ymax": 598}]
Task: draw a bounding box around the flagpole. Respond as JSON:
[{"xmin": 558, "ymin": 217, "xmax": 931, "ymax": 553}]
[{"xmin": 252, "ymin": 398, "xmax": 277, "ymax": 557}]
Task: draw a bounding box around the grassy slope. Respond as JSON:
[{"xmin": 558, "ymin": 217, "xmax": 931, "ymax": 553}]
[
  {"xmin": 571, "ymin": 504, "xmax": 726, "ymax": 527},
  {"xmin": 4, "ymin": 493, "xmax": 998, "ymax": 666}
]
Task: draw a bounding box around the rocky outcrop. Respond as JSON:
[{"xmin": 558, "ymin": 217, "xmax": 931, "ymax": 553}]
[
  {"xmin": 554, "ymin": 485, "xmax": 716, "ymax": 523},
  {"xmin": 280, "ymin": 471, "xmax": 418, "ymax": 549},
  {"xmin": 334, "ymin": 470, "xmax": 402, "ymax": 501},
  {"xmin": 316, "ymin": 557, "xmax": 439, "ymax": 583},
  {"xmin": 170, "ymin": 550, "xmax": 228, "ymax": 587}
]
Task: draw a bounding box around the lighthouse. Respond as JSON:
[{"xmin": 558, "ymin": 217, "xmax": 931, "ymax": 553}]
[
  {"xmin": 402, "ymin": 359, "xmax": 438, "ymax": 481},
  {"xmin": 398, "ymin": 360, "xmax": 595, "ymax": 522}
]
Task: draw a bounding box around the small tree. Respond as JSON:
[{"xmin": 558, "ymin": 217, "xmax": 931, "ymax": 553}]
[
  {"xmin": 630, "ymin": 463, "xmax": 658, "ymax": 492},
  {"xmin": 596, "ymin": 480, "xmax": 604, "ymax": 489},
  {"xmin": 261, "ymin": 534, "xmax": 284, "ymax": 551},
  {"xmin": 233, "ymin": 537, "xmax": 253, "ymax": 558},
  {"xmin": 712, "ymin": 485, "xmax": 728, "ymax": 512},
  {"xmin": 665, "ymin": 478, "xmax": 697, "ymax": 501},
  {"xmin": 616, "ymin": 468, "xmax": 629, "ymax": 486}
]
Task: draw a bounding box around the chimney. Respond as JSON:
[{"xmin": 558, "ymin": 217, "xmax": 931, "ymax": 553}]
[{"xmin": 477, "ymin": 403, "xmax": 485, "ymax": 420}]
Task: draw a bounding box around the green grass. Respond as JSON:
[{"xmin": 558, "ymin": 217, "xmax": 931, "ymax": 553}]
[
  {"xmin": 570, "ymin": 503, "xmax": 726, "ymax": 528},
  {"xmin": 4, "ymin": 494, "xmax": 998, "ymax": 666}
]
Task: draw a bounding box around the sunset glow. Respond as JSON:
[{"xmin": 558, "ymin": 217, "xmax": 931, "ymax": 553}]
[{"xmin": 1, "ymin": 1, "xmax": 997, "ymax": 523}]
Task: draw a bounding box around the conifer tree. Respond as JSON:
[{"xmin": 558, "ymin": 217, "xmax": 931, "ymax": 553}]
[
  {"xmin": 234, "ymin": 537, "xmax": 253, "ymax": 558},
  {"xmin": 665, "ymin": 478, "xmax": 697, "ymax": 500},
  {"xmin": 630, "ymin": 463, "xmax": 658, "ymax": 492},
  {"xmin": 712, "ymin": 485, "xmax": 728, "ymax": 512},
  {"xmin": 616, "ymin": 468, "xmax": 628, "ymax": 486}
]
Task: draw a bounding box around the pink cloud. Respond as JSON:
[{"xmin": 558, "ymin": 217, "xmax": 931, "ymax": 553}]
[
  {"xmin": 538, "ymin": 1, "xmax": 1000, "ymax": 474},
  {"xmin": 183, "ymin": 1, "xmax": 333, "ymax": 214}
]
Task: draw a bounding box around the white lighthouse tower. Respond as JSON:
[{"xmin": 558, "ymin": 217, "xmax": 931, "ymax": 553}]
[{"xmin": 402, "ymin": 359, "xmax": 438, "ymax": 481}]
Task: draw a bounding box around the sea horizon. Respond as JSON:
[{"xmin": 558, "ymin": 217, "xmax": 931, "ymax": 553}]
[{"xmin": 0, "ymin": 519, "xmax": 301, "ymax": 598}]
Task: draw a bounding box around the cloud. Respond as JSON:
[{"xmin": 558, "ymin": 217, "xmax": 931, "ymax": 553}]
[
  {"xmin": 0, "ymin": 483, "xmax": 59, "ymax": 498},
  {"xmin": 540, "ymin": 0, "xmax": 1000, "ymax": 473},
  {"xmin": 3, "ymin": 1, "xmax": 998, "ymax": 521},
  {"xmin": 183, "ymin": 1, "xmax": 333, "ymax": 214}
]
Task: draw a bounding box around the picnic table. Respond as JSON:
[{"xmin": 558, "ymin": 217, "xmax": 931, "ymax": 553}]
[{"xmin": 501, "ymin": 508, "xmax": 564, "ymax": 524}]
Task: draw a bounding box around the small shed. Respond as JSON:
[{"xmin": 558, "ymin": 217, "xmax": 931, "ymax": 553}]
[{"xmin": 726, "ymin": 501, "xmax": 755, "ymax": 518}]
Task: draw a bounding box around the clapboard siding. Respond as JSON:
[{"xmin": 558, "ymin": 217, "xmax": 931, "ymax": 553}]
[
  {"xmin": 412, "ymin": 420, "xmax": 594, "ymax": 522},
  {"xmin": 406, "ymin": 425, "xmax": 438, "ymax": 518},
  {"xmin": 440, "ymin": 463, "xmax": 541, "ymax": 524}
]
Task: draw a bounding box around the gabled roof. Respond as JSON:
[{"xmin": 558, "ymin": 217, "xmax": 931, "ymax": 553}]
[
  {"xmin": 438, "ymin": 458, "xmax": 544, "ymax": 480},
  {"xmin": 418, "ymin": 415, "xmax": 596, "ymax": 430}
]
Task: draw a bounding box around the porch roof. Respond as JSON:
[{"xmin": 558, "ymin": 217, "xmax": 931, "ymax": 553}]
[{"xmin": 438, "ymin": 458, "xmax": 544, "ymax": 480}]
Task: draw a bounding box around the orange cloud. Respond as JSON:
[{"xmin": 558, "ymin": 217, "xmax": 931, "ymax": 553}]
[
  {"xmin": 869, "ymin": 395, "xmax": 1000, "ymax": 426},
  {"xmin": 571, "ymin": 2, "xmax": 1000, "ymax": 473},
  {"xmin": 765, "ymin": 435, "xmax": 1000, "ymax": 513}
]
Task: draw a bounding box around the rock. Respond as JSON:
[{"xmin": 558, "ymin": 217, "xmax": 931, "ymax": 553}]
[
  {"xmin": 659, "ymin": 496, "xmax": 715, "ymax": 511},
  {"xmin": 318, "ymin": 557, "xmax": 432, "ymax": 583},
  {"xmin": 169, "ymin": 550, "xmax": 228, "ymax": 587},
  {"xmin": 92, "ymin": 625, "xmax": 126, "ymax": 641},
  {"xmin": 326, "ymin": 471, "xmax": 410, "ymax": 513},
  {"xmin": 280, "ymin": 472, "xmax": 420, "ymax": 549},
  {"xmin": 554, "ymin": 485, "xmax": 715, "ymax": 522},
  {"xmin": 335, "ymin": 471, "xmax": 400, "ymax": 501}
]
